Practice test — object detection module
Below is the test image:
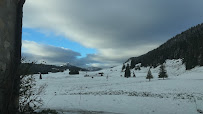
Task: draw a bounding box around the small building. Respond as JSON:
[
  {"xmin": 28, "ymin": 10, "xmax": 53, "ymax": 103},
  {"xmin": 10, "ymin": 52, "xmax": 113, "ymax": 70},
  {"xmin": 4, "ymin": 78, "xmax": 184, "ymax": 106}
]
[{"xmin": 98, "ymin": 72, "xmax": 104, "ymax": 76}]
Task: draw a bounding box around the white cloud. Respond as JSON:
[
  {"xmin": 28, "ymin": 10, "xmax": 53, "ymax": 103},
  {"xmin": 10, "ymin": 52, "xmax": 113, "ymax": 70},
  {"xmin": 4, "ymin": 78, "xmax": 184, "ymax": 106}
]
[{"xmin": 22, "ymin": 40, "xmax": 80, "ymax": 65}]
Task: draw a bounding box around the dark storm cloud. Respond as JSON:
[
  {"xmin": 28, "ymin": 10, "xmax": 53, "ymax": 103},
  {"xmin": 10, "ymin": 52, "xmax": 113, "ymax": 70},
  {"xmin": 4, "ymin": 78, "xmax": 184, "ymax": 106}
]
[{"xmin": 23, "ymin": 0, "xmax": 203, "ymax": 66}]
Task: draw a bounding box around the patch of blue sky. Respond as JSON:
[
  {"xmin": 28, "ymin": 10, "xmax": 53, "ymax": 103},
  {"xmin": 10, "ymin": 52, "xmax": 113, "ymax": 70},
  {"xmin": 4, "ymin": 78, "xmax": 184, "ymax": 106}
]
[{"xmin": 22, "ymin": 28, "xmax": 97, "ymax": 58}]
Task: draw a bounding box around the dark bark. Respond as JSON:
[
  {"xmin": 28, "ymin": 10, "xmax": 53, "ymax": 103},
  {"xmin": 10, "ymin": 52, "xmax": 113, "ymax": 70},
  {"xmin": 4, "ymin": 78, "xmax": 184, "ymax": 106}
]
[{"xmin": 0, "ymin": 0, "xmax": 25, "ymax": 113}]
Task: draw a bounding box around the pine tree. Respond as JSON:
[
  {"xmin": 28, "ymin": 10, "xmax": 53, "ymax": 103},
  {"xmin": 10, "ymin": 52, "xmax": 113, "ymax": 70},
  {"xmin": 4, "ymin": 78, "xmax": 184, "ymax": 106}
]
[
  {"xmin": 130, "ymin": 60, "xmax": 135, "ymax": 69},
  {"xmin": 200, "ymin": 49, "xmax": 203, "ymax": 66},
  {"xmin": 124, "ymin": 64, "xmax": 131, "ymax": 78},
  {"xmin": 200, "ymin": 57, "xmax": 203, "ymax": 66},
  {"xmin": 158, "ymin": 64, "xmax": 168, "ymax": 80},
  {"xmin": 133, "ymin": 71, "xmax": 136, "ymax": 77},
  {"xmin": 122, "ymin": 64, "xmax": 126, "ymax": 72},
  {"xmin": 146, "ymin": 69, "xmax": 153, "ymax": 81},
  {"xmin": 39, "ymin": 73, "xmax": 42, "ymax": 79}
]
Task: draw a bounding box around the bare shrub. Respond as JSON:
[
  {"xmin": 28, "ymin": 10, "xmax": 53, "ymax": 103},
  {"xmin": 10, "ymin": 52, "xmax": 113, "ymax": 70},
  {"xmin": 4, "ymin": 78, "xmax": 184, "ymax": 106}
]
[{"xmin": 19, "ymin": 59, "xmax": 47, "ymax": 113}]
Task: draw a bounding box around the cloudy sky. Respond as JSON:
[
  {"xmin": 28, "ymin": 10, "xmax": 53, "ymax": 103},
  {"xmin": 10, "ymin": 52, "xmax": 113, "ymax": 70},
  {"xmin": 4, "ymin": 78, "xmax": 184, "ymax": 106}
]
[{"xmin": 22, "ymin": 0, "xmax": 203, "ymax": 68}]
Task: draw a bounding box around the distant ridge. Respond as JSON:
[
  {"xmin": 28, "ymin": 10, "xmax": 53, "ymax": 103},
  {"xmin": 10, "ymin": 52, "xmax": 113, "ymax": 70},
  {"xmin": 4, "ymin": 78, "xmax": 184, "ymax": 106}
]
[
  {"xmin": 127, "ymin": 23, "xmax": 203, "ymax": 70},
  {"xmin": 20, "ymin": 63, "xmax": 88, "ymax": 75}
]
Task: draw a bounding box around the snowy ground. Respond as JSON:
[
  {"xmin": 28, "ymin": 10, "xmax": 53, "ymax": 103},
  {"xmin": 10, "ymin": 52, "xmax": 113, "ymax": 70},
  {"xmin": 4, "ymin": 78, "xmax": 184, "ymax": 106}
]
[{"xmin": 33, "ymin": 59, "xmax": 203, "ymax": 114}]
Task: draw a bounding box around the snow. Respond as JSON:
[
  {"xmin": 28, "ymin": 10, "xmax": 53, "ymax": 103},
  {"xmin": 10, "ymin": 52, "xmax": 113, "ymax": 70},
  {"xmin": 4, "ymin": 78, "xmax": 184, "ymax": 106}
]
[{"xmin": 33, "ymin": 59, "xmax": 203, "ymax": 114}]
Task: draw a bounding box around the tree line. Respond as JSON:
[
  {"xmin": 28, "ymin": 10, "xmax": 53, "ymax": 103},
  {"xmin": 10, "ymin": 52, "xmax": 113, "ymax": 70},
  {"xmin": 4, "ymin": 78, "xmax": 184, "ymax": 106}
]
[{"xmin": 122, "ymin": 63, "xmax": 168, "ymax": 81}]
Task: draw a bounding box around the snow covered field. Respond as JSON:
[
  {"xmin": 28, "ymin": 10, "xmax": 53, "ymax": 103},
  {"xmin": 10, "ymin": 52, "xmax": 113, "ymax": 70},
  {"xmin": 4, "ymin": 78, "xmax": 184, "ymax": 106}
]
[{"xmin": 34, "ymin": 59, "xmax": 203, "ymax": 114}]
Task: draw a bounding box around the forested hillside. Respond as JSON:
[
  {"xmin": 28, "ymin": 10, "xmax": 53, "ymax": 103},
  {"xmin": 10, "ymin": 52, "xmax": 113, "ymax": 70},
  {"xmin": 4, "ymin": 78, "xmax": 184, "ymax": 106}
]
[
  {"xmin": 128, "ymin": 23, "xmax": 203, "ymax": 70},
  {"xmin": 20, "ymin": 63, "xmax": 88, "ymax": 75}
]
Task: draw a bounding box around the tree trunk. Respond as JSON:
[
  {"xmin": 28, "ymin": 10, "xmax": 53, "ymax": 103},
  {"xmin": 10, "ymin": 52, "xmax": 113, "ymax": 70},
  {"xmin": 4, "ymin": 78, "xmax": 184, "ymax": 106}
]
[{"xmin": 0, "ymin": 0, "xmax": 25, "ymax": 113}]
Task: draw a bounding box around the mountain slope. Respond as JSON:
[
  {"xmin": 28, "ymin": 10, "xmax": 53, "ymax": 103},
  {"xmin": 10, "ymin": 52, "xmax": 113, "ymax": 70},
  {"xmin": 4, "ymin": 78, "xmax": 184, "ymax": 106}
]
[{"xmin": 128, "ymin": 23, "xmax": 203, "ymax": 70}]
